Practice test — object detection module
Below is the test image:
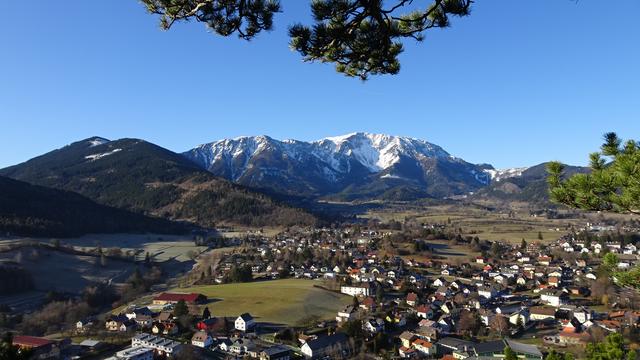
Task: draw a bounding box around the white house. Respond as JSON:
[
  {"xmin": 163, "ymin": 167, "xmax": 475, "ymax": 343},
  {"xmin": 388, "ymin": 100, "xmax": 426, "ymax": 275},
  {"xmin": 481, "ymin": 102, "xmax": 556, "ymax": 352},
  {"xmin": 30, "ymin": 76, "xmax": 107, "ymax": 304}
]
[
  {"xmin": 191, "ymin": 331, "xmax": 213, "ymax": 348},
  {"xmin": 540, "ymin": 290, "xmax": 568, "ymax": 307},
  {"xmin": 340, "ymin": 283, "xmax": 372, "ymax": 297},
  {"xmin": 235, "ymin": 313, "xmax": 256, "ymax": 332}
]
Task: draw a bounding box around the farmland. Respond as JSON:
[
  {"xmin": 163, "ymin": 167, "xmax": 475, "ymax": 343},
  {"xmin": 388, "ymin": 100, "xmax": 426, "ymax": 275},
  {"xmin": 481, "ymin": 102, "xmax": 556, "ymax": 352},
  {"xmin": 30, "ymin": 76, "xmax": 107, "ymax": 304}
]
[{"xmin": 363, "ymin": 203, "xmax": 587, "ymax": 244}]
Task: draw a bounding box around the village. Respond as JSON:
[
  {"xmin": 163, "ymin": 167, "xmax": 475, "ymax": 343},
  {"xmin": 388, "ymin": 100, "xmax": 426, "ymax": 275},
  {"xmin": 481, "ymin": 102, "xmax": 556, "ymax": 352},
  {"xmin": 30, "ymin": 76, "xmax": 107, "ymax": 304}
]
[{"xmin": 7, "ymin": 216, "xmax": 640, "ymax": 360}]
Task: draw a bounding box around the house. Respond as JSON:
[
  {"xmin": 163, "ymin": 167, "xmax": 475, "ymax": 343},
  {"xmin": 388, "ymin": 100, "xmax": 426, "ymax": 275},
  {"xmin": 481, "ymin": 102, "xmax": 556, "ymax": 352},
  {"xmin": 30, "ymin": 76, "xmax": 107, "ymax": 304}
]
[
  {"xmin": 478, "ymin": 285, "xmax": 499, "ymax": 299},
  {"xmin": 540, "ymin": 290, "xmax": 569, "ymax": 307},
  {"xmin": 125, "ymin": 307, "xmax": 154, "ymax": 320},
  {"xmin": 133, "ymin": 314, "xmax": 153, "ymax": 329},
  {"xmin": 105, "ymin": 315, "xmax": 136, "ymax": 332},
  {"xmin": 78, "ymin": 339, "xmax": 105, "ymax": 352},
  {"xmin": 530, "ymin": 306, "xmax": 556, "ymax": 321},
  {"xmin": 363, "ymin": 318, "xmax": 385, "ymax": 333},
  {"xmin": 300, "ymin": 333, "xmax": 350, "ymax": 359},
  {"xmin": 191, "ymin": 331, "xmax": 213, "ymax": 348},
  {"xmin": 359, "ymin": 297, "xmax": 377, "ymax": 311},
  {"xmin": 152, "ymin": 322, "xmax": 178, "ymax": 336},
  {"xmin": 399, "ymin": 331, "xmax": 417, "ymax": 348},
  {"xmin": 131, "ymin": 333, "xmax": 182, "ymax": 357},
  {"xmin": 399, "ymin": 346, "xmax": 418, "ymax": 358},
  {"xmin": 412, "ymin": 338, "xmax": 435, "ymax": 355},
  {"xmin": 260, "ymin": 345, "xmax": 291, "ymax": 360},
  {"xmin": 76, "ymin": 318, "xmax": 94, "ymax": 333},
  {"xmin": 548, "ymin": 276, "xmax": 560, "ymax": 288},
  {"xmin": 477, "ymin": 339, "xmax": 543, "ymax": 359},
  {"xmin": 152, "ymin": 292, "xmax": 206, "ymax": 305},
  {"xmin": 538, "ymin": 256, "xmax": 552, "ymax": 266},
  {"xmin": 433, "ymin": 278, "xmax": 447, "ymax": 287},
  {"xmin": 119, "ymin": 320, "xmax": 137, "ymax": 332},
  {"xmin": 336, "ymin": 305, "xmax": 357, "ymax": 323},
  {"xmin": 12, "ymin": 336, "xmax": 61, "ymax": 360},
  {"xmin": 416, "ymin": 305, "xmax": 432, "ymax": 319},
  {"xmin": 235, "ymin": 313, "xmax": 256, "ymax": 331},
  {"xmin": 217, "ymin": 338, "xmax": 233, "ymax": 352},
  {"xmin": 106, "ymin": 346, "xmax": 154, "ymax": 360},
  {"xmin": 508, "ymin": 309, "xmax": 530, "ymax": 326},
  {"xmin": 230, "ymin": 338, "xmax": 257, "ymax": 356},
  {"xmin": 340, "ymin": 282, "xmax": 373, "ymax": 297},
  {"xmin": 406, "ymin": 292, "xmax": 418, "ymax": 307}
]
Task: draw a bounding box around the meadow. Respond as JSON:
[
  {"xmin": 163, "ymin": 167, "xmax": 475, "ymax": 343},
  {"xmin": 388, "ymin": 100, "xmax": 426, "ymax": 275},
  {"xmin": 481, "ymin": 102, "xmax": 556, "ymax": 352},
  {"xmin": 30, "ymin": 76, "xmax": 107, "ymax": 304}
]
[{"xmin": 176, "ymin": 279, "xmax": 351, "ymax": 325}]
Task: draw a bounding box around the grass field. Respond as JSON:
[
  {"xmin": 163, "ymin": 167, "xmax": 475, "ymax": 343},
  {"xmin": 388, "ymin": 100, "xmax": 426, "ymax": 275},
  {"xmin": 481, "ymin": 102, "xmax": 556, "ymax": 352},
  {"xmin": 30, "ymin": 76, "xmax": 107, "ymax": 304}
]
[{"xmin": 176, "ymin": 279, "xmax": 351, "ymax": 325}]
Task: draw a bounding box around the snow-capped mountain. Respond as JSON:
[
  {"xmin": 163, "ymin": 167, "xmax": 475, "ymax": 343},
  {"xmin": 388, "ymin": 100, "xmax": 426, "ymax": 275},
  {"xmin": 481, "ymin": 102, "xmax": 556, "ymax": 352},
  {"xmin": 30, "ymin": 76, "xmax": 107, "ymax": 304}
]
[{"xmin": 184, "ymin": 133, "xmax": 494, "ymax": 200}]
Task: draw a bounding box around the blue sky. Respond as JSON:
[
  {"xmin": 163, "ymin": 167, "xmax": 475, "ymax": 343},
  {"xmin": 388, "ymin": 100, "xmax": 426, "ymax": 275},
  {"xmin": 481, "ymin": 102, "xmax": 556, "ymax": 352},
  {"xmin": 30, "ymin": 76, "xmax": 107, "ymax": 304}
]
[{"xmin": 1, "ymin": 0, "xmax": 638, "ymax": 169}]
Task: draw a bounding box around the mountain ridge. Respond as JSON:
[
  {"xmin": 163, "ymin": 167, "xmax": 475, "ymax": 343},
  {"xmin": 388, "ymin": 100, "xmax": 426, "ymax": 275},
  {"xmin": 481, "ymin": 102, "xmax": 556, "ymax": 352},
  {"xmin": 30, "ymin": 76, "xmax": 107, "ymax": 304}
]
[
  {"xmin": 184, "ymin": 132, "xmax": 494, "ymax": 200},
  {"xmin": 0, "ymin": 137, "xmax": 318, "ymax": 229}
]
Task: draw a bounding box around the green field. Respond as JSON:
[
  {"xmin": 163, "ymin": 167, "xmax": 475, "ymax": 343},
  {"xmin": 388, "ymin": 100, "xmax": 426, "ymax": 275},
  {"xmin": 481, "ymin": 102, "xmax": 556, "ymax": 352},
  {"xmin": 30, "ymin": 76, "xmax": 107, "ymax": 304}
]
[{"xmin": 177, "ymin": 279, "xmax": 351, "ymax": 325}]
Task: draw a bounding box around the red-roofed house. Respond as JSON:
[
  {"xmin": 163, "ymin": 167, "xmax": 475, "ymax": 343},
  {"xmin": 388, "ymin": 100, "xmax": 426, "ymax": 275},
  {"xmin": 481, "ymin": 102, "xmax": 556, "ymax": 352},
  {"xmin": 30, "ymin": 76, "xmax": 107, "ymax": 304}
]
[
  {"xmin": 412, "ymin": 338, "xmax": 435, "ymax": 355},
  {"xmin": 13, "ymin": 336, "xmax": 61, "ymax": 359},
  {"xmin": 153, "ymin": 292, "xmax": 206, "ymax": 305},
  {"xmin": 406, "ymin": 292, "xmax": 418, "ymax": 307}
]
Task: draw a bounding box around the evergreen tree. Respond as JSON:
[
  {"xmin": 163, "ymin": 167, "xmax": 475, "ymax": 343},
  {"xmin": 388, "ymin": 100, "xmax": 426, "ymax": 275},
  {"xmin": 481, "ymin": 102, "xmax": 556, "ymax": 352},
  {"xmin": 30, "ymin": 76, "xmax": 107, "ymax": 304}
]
[
  {"xmin": 174, "ymin": 299, "xmax": 189, "ymax": 317},
  {"xmin": 549, "ymin": 132, "xmax": 640, "ymax": 215},
  {"xmin": 352, "ymin": 295, "xmax": 360, "ymax": 308},
  {"xmin": 504, "ymin": 346, "xmax": 517, "ymax": 360}
]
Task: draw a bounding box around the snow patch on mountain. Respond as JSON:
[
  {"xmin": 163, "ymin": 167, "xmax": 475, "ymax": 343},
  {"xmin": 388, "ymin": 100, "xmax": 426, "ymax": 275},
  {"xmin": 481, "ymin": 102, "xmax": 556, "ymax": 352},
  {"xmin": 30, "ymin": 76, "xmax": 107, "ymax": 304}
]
[
  {"xmin": 85, "ymin": 148, "xmax": 122, "ymax": 161},
  {"xmin": 88, "ymin": 137, "xmax": 110, "ymax": 147},
  {"xmin": 483, "ymin": 167, "xmax": 529, "ymax": 182}
]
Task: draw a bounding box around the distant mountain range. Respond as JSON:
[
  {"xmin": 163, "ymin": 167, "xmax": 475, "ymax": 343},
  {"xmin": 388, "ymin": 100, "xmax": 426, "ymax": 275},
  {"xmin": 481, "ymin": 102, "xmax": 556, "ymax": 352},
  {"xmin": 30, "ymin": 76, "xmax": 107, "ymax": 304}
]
[{"xmin": 0, "ymin": 133, "xmax": 588, "ymax": 236}]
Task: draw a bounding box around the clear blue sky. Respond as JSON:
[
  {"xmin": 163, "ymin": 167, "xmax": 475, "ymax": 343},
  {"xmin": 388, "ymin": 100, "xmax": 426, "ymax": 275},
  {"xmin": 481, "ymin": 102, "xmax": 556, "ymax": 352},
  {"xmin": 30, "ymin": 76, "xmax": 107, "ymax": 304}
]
[{"xmin": 1, "ymin": 0, "xmax": 638, "ymax": 169}]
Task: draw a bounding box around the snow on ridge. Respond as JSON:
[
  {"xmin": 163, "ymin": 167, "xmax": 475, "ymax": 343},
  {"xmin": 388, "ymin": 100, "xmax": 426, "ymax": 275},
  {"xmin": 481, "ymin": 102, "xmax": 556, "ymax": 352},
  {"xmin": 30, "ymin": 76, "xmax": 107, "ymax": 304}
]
[
  {"xmin": 88, "ymin": 138, "xmax": 109, "ymax": 147},
  {"xmin": 85, "ymin": 148, "xmax": 122, "ymax": 161},
  {"xmin": 187, "ymin": 133, "xmax": 463, "ymax": 178},
  {"xmin": 483, "ymin": 167, "xmax": 529, "ymax": 182}
]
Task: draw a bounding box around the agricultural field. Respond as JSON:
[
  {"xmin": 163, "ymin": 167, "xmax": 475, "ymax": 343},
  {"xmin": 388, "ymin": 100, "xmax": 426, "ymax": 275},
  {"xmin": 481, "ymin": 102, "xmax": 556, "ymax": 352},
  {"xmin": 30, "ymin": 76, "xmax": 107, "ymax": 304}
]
[
  {"xmin": 174, "ymin": 279, "xmax": 351, "ymax": 326},
  {"xmin": 363, "ymin": 203, "xmax": 588, "ymax": 244},
  {"xmin": 0, "ymin": 246, "xmax": 135, "ymax": 293},
  {"xmin": 60, "ymin": 233, "xmax": 209, "ymax": 262}
]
